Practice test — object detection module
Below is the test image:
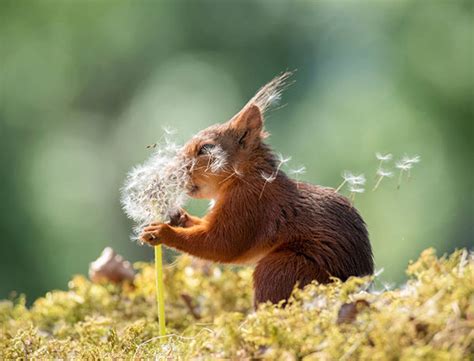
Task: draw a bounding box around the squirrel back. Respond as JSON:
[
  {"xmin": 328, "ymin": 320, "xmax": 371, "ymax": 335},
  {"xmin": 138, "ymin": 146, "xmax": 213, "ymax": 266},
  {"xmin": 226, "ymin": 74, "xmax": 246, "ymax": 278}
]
[{"xmin": 203, "ymin": 142, "xmax": 373, "ymax": 280}]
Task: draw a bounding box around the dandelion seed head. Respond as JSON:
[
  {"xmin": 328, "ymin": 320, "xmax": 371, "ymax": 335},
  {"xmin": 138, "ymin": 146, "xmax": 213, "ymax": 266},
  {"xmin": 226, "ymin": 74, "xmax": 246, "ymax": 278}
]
[
  {"xmin": 277, "ymin": 153, "xmax": 292, "ymax": 166},
  {"xmin": 376, "ymin": 168, "xmax": 394, "ymax": 177},
  {"xmin": 402, "ymin": 154, "xmax": 421, "ymax": 164},
  {"xmin": 162, "ymin": 126, "xmax": 177, "ymax": 135},
  {"xmin": 342, "ymin": 171, "xmax": 366, "ymax": 186},
  {"xmin": 395, "ymin": 161, "xmax": 413, "ymax": 171},
  {"xmin": 121, "ymin": 139, "xmax": 190, "ymax": 240},
  {"xmin": 349, "ymin": 186, "xmax": 365, "ymax": 194},
  {"xmin": 375, "ymin": 152, "xmax": 393, "ymax": 162},
  {"xmin": 342, "ymin": 171, "xmax": 354, "ymax": 181},
  {"xmin": 289, "ymin": 166, "xmax": 306, "ymax": 176}
]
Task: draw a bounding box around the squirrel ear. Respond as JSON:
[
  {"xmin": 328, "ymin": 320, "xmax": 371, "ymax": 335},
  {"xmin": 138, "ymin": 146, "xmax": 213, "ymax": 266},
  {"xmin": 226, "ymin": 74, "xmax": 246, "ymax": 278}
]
[{"xmin": 230, "ymin": 104, "xmax": 263, "ymax": 133}]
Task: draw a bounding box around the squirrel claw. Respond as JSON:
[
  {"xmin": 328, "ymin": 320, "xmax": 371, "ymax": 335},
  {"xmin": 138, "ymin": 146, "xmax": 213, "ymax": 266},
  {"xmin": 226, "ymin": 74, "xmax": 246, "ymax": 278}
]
[
  {"xmin": 140, "ymin": 223, "xmax": 170, "ymax": 246},
  {"xmin": 140, "ymin": 231, "xmax": 161, "ymax": 246}
]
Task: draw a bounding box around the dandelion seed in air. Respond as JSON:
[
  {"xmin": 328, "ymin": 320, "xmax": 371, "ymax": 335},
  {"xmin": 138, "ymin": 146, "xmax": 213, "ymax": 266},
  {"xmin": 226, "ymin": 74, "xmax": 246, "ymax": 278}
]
[
  {"xmin": 376, "ymin": 152, "xmax": 392, "ymax": 165},
  {"xmin": 402, "ymin": 155, "xmax": 421, "ymax": 164},
  {"xmin": 335, "ymin": 171, "xmax": 366, "ymax": 193},
  {"xmin": 289, "ymin": 166, "xmax": 306, "ymax": 189},
  {"xmin": 401, "ymin": 155, "xmax": 421, "ymax": 180},
  {"xmin": 375, "ymin": 152, "xmax": 392, "ymax": 179},
  {"xmin": 349, "ymin": 185, "xmax": 365, "ymax": 204},
  {"xmin": 395, "ymin": 160, "xmax": 413, "ymax": 190},
  {"xmin": 276, "ymin": 153, "xmax": 292, "ymax": 168},
  {"xmin": 261, "ymin": 171, "xmax": 277, "ymax": 183},
  {"xmin": 395, "ymin": 154, "xmax": 421, "ymax": 189},
  {"xmin": 259, "ymin": 153, "xmax": 291, "ymax": 199},
  {"xmin": 373, "ymin": 168, "xmax": 394, "ymax": 191},
  {"xmin": 162, "ymin": 126, "xmax": 177, "ymax": 135}
]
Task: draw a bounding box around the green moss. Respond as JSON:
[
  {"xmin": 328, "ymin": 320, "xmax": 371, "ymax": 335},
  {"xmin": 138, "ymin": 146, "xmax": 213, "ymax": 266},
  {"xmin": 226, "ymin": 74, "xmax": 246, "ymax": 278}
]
[{"xmin": 1, "ymin": 248, "xmax": 472, "ymax": 360}]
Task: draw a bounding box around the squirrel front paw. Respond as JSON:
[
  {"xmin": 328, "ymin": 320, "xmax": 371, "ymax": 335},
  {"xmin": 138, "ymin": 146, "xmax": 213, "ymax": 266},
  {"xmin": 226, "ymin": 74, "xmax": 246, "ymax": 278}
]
[
  {"xmin": 167, "ymin": 208, "xmax": 190, "ymax": 227},
  {"xmin": 140, "ymin": 223, "xmax": 170, "ymax": 246}
]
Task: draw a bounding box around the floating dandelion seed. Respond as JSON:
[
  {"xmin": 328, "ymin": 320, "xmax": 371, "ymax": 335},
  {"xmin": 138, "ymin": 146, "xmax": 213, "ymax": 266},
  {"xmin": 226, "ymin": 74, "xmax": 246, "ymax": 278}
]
[
  {"xmin": 377, "ymin": 168, "xmax": 394, "ymax": 177},
  {"xmin": 373, "ymin": 168, "xmax": 394, "ymax": 191},
  {"xmin": 395, "ymin": 154, "xmax": 421, "ymax": 189},
  {"xmin": 276, "ymin": 153, "xmax": 292, "ymax": 166},
  {"xmin": 289, "ymin": 166, "xmax": 306, "ymax": 176},
  {"xmin": 259, "ymin": 153, "xmax": 291, "ymax": 199},
  {"xmin": 401, "ymin": 154, "xmax": 421, "ymax": 164},
  {"xmin": 335, "ymin": 172, "xmax": 351, "ymax": 193},
  {"xmin": 395, "ymin": 155, "xmax": 421, "ymax": 189},
  {"xmin": 336, "ymin": 171, "xmax": 366, "ymax": 193},
  {"xmin": 376, "ymin": 152, "xmax": 393, "ymax": 162},
  {"xmin": 349, "ymin": 174, "xmax": 366, "ymax": 185},
  {"xmin": 146, "ymin": 127, "xmax": 178, "ymax": 150},
  {"xmin": 401, "ymin": 154, "xmax": 421, "ymax": 180},
  {"xmin": 375, "ymin": 152, "xmax": 393, "ymax": 179},
  {"xmin": 395, "ymin": 161, "xmax": 413, "ymax": 171},
  {"xmin": 162, "ymin": 126, "xmax": 177, "ymax": 135},
  {"xmin": 289, "ymin": 166, "xmax": 306, "ymax": 189},
  {"xmin": 349, "ymin": 185, "xmax": 365, "ymax": 204},
  {"xmin": 260, "ymin": 171, "xmax": 277, "ymax": 183}
]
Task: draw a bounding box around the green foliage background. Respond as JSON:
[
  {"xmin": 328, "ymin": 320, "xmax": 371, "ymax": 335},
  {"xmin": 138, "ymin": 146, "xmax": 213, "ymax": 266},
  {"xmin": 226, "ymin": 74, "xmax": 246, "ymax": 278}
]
[{"xmin": 0, "ymin": 0, "xmax": 472, "ymax": 300}]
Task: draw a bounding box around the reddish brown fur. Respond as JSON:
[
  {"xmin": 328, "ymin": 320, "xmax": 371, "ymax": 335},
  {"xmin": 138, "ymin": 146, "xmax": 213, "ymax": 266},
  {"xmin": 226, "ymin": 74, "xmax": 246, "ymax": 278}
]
[{"xmin": 142, "ymin": 82, "xmax": 373, "ymax": 307}]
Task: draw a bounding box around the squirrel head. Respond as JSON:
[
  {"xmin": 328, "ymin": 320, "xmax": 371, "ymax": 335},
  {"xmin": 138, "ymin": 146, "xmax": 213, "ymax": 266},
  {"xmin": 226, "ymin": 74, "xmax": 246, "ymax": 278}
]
[
  {"xmin": 180, "ymin": 71, "xmax": 293, "ymax": 200},
  {"xmin": 181, "ymin": 105, "xmax": 265, "ymax": 199}
]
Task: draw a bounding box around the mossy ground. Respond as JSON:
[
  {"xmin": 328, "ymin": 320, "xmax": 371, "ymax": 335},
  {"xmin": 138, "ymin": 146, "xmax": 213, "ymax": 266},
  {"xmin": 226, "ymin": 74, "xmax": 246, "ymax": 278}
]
[{"xmin": 1, "ymin": 248, "xmax": 472, "ymax": 360}]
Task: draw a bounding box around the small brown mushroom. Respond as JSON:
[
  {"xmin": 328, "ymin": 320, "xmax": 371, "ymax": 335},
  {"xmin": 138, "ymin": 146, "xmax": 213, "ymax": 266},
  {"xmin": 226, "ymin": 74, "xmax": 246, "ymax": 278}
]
[{"xmin": 89, "ymin": 247, "xmax": 135, "ymax": 284}]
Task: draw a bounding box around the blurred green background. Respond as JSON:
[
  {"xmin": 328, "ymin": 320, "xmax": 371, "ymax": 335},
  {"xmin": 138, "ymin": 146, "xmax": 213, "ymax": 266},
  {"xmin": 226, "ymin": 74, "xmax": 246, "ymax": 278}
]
[{"xmin": 0, "ymin": 0, "xmax": 472, "ymax": 301}]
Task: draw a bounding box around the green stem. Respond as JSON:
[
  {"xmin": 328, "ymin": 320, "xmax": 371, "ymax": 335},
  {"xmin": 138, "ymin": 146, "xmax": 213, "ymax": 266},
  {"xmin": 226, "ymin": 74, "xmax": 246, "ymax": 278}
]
[
  {"xmin": 335, "ymin": 180, "xmax": 346, "ymax": 193},
  {"xmin": 154, "ymin": 245, "xmax": 166, "ymax": 341},
  {"xmin": 372, "ymin": 176, "xmax": 383, "ymax": 191},
  {"xmin": 397, "ymin": 170, "xmax": 404, "ymax": 190}
]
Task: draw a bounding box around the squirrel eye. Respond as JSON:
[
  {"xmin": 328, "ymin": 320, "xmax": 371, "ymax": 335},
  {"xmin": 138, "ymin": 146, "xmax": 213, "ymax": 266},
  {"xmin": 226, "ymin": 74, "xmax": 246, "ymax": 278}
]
[{"xmin": 197, "ymin": 143, "xmax": 215, "ymax": 156}]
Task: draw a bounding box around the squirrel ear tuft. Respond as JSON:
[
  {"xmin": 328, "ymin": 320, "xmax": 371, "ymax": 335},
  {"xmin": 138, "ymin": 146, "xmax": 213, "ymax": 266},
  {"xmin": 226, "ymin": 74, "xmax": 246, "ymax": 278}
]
[{"xmin": 231, "ymin": 104, "xmax": 263, "ymax": 133}]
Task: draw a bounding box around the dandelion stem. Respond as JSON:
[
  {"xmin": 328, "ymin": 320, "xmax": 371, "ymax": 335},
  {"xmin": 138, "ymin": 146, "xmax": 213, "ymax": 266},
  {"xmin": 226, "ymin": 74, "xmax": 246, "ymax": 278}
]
[
  {"xmin": 373, "ymin": 176, "xmax": 384, "ymax": 191},
  {"xmin": 378, "ymin": 160, "xmax": 383, "ymax": 171},
  {"xmin": 335, "ymin": 180, "xmax": 346, "ymax": 193},
  {"xmin": 397, "ymin": 170, "xmax": 404, "ymax": 190},
  {"xmin": 154, "ymin": 245, "xmax": 166, "ymax": 342}
]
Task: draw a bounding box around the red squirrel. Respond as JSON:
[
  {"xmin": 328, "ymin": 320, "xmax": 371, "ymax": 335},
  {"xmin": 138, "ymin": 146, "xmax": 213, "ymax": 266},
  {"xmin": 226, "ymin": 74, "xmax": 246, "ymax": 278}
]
[{"xmin": 141, "ymin": 73, "xmax": 374, "ymax": 306}]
